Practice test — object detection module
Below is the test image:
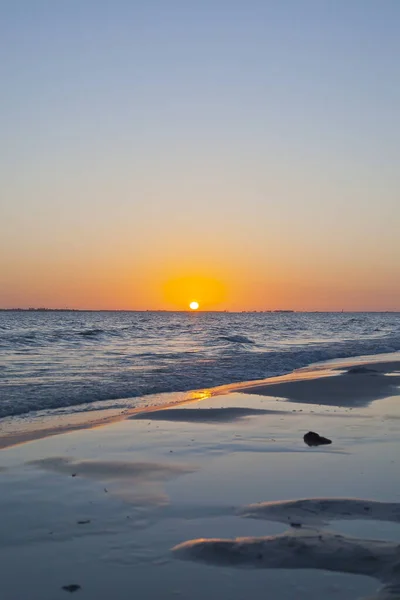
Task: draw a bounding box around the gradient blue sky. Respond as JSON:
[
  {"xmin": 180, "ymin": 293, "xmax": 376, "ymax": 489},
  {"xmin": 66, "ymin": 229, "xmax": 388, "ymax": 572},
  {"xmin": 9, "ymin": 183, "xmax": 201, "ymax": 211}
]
[{"xmin": 1, "ymin": 1, "xmax": 399, "ymax": 310}]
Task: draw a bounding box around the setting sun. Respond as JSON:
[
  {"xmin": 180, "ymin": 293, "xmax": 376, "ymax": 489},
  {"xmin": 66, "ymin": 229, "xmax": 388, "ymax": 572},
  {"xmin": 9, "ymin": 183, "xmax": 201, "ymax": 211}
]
[{"xmin": 162, "ymin": 275, "xmax": 227, "ymax": 310}]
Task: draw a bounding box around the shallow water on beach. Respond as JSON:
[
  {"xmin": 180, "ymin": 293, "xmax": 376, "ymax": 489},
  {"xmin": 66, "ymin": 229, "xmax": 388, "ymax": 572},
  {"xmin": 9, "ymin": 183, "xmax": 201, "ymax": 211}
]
[{"xmin": 1, "ymin": 311, "xmax": 399, "ymax": 418}]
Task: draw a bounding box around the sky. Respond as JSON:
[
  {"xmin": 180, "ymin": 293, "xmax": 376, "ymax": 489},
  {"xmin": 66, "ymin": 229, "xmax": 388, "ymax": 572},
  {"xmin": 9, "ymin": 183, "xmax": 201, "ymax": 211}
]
[{"xmin": 1, "ymin": 0, "xmax": 399, "ymax": 311}]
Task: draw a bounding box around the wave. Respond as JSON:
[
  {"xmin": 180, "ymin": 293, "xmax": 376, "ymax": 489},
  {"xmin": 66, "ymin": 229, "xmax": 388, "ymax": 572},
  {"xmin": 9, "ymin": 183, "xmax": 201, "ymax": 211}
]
[
  {"xmin": 79, "ymin": 328, "xmax": 105, "ymax": 337},
  {"xmin": 219, "ymin": 335, "xmax": 255, "ymax": 344},
  {"xmin": 1, "ymin": 330, "xmax": 399, "ymax": 419},
  {"xmin": 0, "ymin": 326, "xmax": 124, "ymax": 348},
  {"xmin": 1, "ymin": 329, "xmax": 257, "ymax": 349}
]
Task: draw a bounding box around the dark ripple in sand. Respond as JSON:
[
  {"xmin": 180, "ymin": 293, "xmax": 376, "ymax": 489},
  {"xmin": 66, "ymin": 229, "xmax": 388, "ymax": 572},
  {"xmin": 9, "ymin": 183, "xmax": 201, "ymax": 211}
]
[
  {"xmin": 131, "ymin": 406, "xmax": 285, "ymax": 424},
  {"xmin": 238, "ymin": 498, "xmax": 400, "ymax": 527}
]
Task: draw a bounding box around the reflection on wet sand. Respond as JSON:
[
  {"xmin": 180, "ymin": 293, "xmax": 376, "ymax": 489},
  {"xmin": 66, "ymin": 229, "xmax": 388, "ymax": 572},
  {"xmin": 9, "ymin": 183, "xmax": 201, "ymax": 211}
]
[{"xmin": 29, "ymin": 457, "xmax": 197, "ymax": 506}]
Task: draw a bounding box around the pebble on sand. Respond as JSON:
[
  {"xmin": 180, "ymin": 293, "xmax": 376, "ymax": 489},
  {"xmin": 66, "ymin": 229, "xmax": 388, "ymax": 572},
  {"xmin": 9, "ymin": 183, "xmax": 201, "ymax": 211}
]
[{"xmin": 303, "ymin": 431, "xmax": 332, "ymax": 446}]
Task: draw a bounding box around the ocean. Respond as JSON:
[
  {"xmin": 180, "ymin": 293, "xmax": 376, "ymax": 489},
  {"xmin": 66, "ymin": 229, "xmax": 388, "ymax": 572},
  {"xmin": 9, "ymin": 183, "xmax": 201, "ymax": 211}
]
[{"xmin": 0, "ymin": 311, "xmax": 399, "ymax": 420}]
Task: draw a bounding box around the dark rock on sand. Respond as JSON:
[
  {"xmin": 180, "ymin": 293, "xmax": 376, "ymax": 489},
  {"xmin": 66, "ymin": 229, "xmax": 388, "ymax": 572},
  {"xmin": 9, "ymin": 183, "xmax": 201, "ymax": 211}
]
[
  {"xmin": 62, "ymin": 584, "xmax": 81, "ymax": 593},
  {"xmin": 304, "ymin": 431, "xmax": 332, "ymax": 447}
]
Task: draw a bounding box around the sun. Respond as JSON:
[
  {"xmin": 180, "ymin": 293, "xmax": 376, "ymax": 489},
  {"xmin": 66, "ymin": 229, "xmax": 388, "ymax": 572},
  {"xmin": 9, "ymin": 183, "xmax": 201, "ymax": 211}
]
[{"xmin": 189, "ymin": 301, "xmax": 199, "ymax": 310}]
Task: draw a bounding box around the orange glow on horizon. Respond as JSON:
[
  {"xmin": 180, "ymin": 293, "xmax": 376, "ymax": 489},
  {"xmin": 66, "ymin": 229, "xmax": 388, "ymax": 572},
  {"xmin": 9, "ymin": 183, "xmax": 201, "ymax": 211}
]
[
  {"xmin": 1, "ymin": 253, "xmax": 399, "ymax": 312},
  {"xmin": 162, "ymin": 275, "xmax": 227, "ymax": 310}
]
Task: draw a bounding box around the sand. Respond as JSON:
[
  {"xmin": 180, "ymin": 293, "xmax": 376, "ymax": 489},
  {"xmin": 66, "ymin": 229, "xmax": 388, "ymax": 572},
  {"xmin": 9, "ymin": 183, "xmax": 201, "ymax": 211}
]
[
  {"xmin": 239, "ymin": 360, "xmax": 400, "ymax": 407},
  {"xmin": 0, "ymin": 353, "xmax": 400, "ymax": 599}
]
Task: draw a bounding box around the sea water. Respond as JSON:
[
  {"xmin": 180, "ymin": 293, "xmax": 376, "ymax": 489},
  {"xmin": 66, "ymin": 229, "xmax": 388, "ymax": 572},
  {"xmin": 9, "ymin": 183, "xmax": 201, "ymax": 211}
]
[{"xmin": 0, "ymin": 311, "xmax": 399, "ymax": 419}]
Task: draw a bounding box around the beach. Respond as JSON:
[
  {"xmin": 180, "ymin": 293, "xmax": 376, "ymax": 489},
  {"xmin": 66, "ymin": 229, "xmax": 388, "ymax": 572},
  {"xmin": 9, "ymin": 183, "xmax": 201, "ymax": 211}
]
[
  {"xmin": 1, "ymin": 353, "xmax": 400, "ymax": 600},
  {"xmin": 3, "ymin": 1, "xmax": 400, "ymax": 597}
]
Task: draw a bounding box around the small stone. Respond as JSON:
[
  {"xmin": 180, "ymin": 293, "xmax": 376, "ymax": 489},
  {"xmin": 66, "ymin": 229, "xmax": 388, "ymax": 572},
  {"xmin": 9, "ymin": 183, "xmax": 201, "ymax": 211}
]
[
  {"xmin": 77, "ymin": 520, "xmax": 90, "ymax": 525},
  {"xmin": 303, "ymin": 431, "xmax": 332, "ymax": 447},
  {"xmin": 62, "ymin": 584, "xmax": 81, "ymax": 593}
]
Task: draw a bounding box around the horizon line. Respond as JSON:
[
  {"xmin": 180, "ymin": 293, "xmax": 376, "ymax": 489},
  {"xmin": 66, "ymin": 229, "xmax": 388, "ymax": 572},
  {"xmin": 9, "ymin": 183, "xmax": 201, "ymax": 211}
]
[{"xmin": 0, "ymin": 308, "xmax": 399, "ymax": 314}]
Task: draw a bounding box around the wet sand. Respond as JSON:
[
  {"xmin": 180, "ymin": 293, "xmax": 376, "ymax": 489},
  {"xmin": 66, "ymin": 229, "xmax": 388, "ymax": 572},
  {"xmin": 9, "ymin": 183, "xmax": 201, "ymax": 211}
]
[
  {"xmin": 0, "ymin": 354, "xmax": 400, "ymax": 599},
  {"xmin": 239, "ymin": 360, "xmax": 400, "ymax": 407}
]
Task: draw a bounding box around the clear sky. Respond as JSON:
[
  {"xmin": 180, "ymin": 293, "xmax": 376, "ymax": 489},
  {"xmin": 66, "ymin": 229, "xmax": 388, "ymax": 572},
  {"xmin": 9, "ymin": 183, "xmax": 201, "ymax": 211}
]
[{"xmin": 1, "ymin": 0, "xmax": 399, "ymax": 311}]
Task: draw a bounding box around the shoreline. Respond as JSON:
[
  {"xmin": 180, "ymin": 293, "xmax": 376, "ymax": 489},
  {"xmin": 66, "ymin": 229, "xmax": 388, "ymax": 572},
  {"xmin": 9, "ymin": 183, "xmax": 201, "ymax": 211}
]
[{"xmin": 1, "ymin": 351, "xmax": 399, "ymax": 450}]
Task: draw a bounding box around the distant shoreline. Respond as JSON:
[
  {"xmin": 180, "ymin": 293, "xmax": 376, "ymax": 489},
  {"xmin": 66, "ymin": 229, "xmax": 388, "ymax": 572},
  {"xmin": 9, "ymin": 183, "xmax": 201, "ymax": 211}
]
[{"xmin": 0, "ymin": 308, "xmax": 399, "ymax": 313}]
